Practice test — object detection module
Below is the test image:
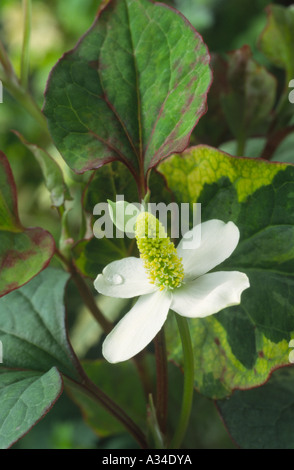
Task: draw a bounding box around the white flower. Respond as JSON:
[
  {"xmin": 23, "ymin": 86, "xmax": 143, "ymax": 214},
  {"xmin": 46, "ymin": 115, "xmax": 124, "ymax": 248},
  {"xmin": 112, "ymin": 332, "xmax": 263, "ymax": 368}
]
[{"xmin": 94, "ymin": 217, "xmax": 250, "ymax": 363}]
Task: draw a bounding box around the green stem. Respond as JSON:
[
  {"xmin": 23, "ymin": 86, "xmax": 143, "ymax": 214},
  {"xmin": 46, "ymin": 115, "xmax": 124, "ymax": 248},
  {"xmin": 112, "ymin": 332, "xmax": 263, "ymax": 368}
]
[
  {"xmin": 154, "ymin": 327, "xmax": 168, "ymax": 435},
  {"xmin": 147, "ymin": 394, "xmax": 165, "ymax": 449},
  {"xmin": 71, "ymin": 266, "xmax": 113, "ymax": 333},
  {"xmin": 236, "ymin": 133, "xmax": 246, "ymax": 156},
  {"xmin": 132, "ymin": 351, "xmax": 153, "ymax": 401},
  {"xmin": 170, "ymin": 313, "xmax": 194, "ymax": 449},
  {"xmin": 0, "ymin": 40, "xmax": 15, "ymax": 79},
  {"xmin": 4, "ymin": 77, "xmax": 50, "ymax": 138},
  {"xmin": 55, "ymin": 250, "xmax": 113, "ymax": 334},
  {"xmin": 21, "ymin": 0, "xmax": 32, "ymax": 89},
  {"xmin": 276, "ymin": 69, "xmax": 293, "ymax": 117},
  {"xmin": 0, "ymin": 56, "xmax": 50, "ymax": 141}
]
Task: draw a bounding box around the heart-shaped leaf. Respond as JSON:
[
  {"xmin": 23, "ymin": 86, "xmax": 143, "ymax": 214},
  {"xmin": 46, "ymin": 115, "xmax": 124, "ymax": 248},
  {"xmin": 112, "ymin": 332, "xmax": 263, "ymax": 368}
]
[
  {"xmin": 0, "ymin": 268, "xmax": 80, "ymax": 380},
  {"xmin": 217, "ymin": 367, "xmax": 294, "ymax": 449},
  {"xmin": 159, "ymin": 146, "xmax": 294, "ymax": 399},
  {"xmin": 0, "ymin": 152, "xmax": 55, "ymax": 297},
  {"xmin": 220, "ymin": 46, "xmax": 276, "ymax": 150},
  {"xmin": 0, "ymin": 368, "xmax": 63, "ymax": 449},
  {"xmin": 258, "ymin": 4, "xmax": 294, "ymax": 82},
  {"xmin": 43, "ymin": 0, "xmax": 211, "ymax": 180}
]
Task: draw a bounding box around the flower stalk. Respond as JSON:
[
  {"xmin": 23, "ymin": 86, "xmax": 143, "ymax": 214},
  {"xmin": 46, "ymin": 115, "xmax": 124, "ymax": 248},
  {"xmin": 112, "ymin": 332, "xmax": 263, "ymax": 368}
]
[
  {"xmin": 154, "ymin": 327, "xmax": 168, "ymax": 435},
  {"xmin": 64, "ymin": 375, "xmax": 148, "ymax": 449},
  {"xmin": 170, "ymin": 313, "xmax": 194, "ymax": 449},
  {"xmin": 21, "ymin": 0, "xmax": 32, "ymax": 89}
]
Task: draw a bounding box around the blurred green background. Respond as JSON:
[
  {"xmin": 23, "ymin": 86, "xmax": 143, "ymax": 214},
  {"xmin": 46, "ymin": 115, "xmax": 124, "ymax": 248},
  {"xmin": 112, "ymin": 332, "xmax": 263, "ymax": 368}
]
[{"xmin": 0, "ymin": 0, "xmax": 290, "ymax": 449}]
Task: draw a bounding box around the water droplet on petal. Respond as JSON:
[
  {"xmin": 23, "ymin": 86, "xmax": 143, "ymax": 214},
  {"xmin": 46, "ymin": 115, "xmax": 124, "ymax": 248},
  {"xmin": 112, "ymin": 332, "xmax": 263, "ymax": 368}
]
[{"xmin": 106, "ymin": 274, "xmax": 124, "ymax": 285}]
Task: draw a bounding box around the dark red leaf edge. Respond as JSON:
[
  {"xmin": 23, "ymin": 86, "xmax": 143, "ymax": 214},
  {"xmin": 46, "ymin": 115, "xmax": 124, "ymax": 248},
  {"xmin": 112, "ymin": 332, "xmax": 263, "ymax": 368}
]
[
  {"xmin": 4, "ymin": 367, "xmax": 64, "ymax": 449},
  {"xmin": 160, "ymin": 145, "xmax": 294, "ymax": 400},
  {"xmin": 1, "ymin": 270, "xmax": 97, "ymax": 449},
  {"xmin": 43, "ymin": 0, "xmax": 213, "ymax": 180},
  {"xmin": 0, "ymin": 151, "xmax": 56, "ymax": 298},
  {"xmin": 146, "ymin": 1, "xmax": 212, "ymax": 173},
  {"xmin": 0, "ymin": 151, "xmax": 21, "ymax": 228},
  {"xmin": 257, "ymin": 4, "xmax": 278, "ymax": 62},
  {"xmin": 214, "ymin": 363, "xmax": 294, "ymax": 449}
]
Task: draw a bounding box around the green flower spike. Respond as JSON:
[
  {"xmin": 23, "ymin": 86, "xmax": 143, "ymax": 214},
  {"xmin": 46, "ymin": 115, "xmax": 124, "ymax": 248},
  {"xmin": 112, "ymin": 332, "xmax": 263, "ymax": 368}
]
[{"xmin": 135, "ymin": 212, "xmax": 184, "ymax": 291}]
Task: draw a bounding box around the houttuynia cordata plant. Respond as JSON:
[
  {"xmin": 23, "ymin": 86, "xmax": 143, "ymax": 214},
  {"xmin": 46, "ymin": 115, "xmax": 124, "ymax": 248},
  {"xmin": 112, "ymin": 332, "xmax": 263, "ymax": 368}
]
[{"xmin": 0, "ymin": 0, "xmax": 294, "ymax": 450}]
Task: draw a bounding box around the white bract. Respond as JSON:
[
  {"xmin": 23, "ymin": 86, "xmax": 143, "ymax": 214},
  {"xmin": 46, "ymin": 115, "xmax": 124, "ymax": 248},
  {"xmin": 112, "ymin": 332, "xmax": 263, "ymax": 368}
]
[{"xmin": 94, "ymin": 215, "xmax": 250, "ymax": 363}]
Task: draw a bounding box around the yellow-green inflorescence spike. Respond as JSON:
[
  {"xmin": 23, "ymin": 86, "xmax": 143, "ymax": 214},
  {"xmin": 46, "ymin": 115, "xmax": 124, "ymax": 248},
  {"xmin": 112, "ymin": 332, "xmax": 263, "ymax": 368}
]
[{"xmin": 135, "ymin": 212, "xmax": 184, "ymax": 290}]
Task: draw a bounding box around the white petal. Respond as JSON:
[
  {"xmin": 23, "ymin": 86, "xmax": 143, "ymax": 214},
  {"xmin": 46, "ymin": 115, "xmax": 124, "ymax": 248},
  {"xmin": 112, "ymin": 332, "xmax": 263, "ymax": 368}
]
[
  {"xmin": 94, "ymin": 257, "xmax": 156, "ymax": 298},
  {"xmin": 103, "ymin": 290, "xmax": 172, "ymax": 363},
  {"xmin": 177, "ymin": 220, "xmax": 240, "ymax": 279},
  {"xmin": 171, "ymin": 271, "xmax": 250, "ymax": 318},
  {"xmin": 108, "ymin": 200, "xmax": 142, "ymax": 235}
]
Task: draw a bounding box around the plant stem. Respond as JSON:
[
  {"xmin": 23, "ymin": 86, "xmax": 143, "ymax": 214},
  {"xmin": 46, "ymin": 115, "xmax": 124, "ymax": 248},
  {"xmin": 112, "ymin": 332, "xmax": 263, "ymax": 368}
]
[
  {"xmin": 236, "ymin": 133, "xmax": 246, "ymax": 156},
  {"xmin": 133, "ymin": 351, "xmax": 153, "ymax": 401},
  {"xmin": 55, "ymin": 249, "xmax": 112, "ymax": 333},
  {"xmin": 0, "ymin": 40, "xmax": 15, "ymax": 79},
  {"xmin": 21, "ymin": 0, "xmax": 32, "ymax": 89},
  {"xmin": 261, "ymin": 124, "xmax": 294, "ymax": 160},
  {"xmin": 154, "ymin": 327, "xmax": 168, "ymax": 435},
  {"xmin": 65, "ymin": 375, "xmax": 148, "ymax": 449},
  {"xmin": 0, "ymin": 53, "xmax": 51, "ymax": 141},
  {"xmin": 170, "ymin": 314, "xmax": 194, "ymax": 449},
  {"xmin": 70, "ymin": 266, "xmax": 113, "ymax": 333},
  {"xmin": 12, "ymin": 80, "xmax": 49, "ymax": 132},
  {"xmin": 147, "ymin": 394, "xmax": 165, "ymax": 449}
]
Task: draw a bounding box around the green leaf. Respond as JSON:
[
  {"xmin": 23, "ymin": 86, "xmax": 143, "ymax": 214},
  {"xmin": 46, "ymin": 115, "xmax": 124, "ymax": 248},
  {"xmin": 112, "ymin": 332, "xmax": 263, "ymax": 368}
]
[
  {"xmin": 73, "ymin": 161, "xmax": 136, "ymax": 278},
  {"xmin": 219, "ymin": 133, "xmax": 294, "ymax": 164},
  {"xmin": 70, "ymin": 296, "xmax": 129, "ymax": 358},
  {"xmin": 271, "ymin": 132, "xmax": 294, "ymax": 164},
  {"xmin": 194, "ymin": 54, "xmax": 229, "ymax": 148},
  {"xmin": 258, "ymin": 4, "xmax": 294, "ymax": 82},
  {"xmin": 0, "ymin": 267, "xmax": 80, "ymax": 380},
  {"xmin": 14, "ymin": 131, "xmax": 71, "ymax": 207},
  {"xmin": 220, "ymin": 46, "xmax": 276, "ymax": 151},
  {"xmin": 43, "ymin": 0, "xmax": 211, "ymax": 177},
  {"xmin": 0, "ymin": 152, "xmax": 55, "ymax": 298},
  {"xmin": 83, "ymin": 161, "xmax": 139, "ymax": 214},
  {"xmin": 159, "ymin": 145, "xmax": 294, "ymax": 398},
  {"xmin": 73, "ymin": 237, "xmax": 127, "ymax": 280},
  {"xmin": 0, "ymin": 367, "xmax": 63, "ymax": 449},
  {"xmin": 66, "ymin": 359, "xmax": 147, "ymax": 437},
  {"xmin": 168, "ymin": 362, "xmax": 234, "ymax": 449},
  {"xmin": 217, "ymin": 367, "xmax": 294, "ymax": 449},
  {"xmin": 219, "ymin": 137, "xmax": 266, "ymax": 159}
]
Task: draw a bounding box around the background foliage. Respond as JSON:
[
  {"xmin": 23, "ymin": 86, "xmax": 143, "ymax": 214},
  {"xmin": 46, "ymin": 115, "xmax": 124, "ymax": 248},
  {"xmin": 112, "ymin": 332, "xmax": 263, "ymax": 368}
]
[{"xmin": 0, "ymin": 0, "xmax": 293, "ymax": 449}]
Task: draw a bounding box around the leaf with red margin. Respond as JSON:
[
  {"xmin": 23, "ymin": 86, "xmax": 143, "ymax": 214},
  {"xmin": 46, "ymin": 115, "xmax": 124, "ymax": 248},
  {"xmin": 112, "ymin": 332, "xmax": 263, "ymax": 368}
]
[
  {"xmin": 258, "ymin": 4, "xmax": 294, "ymax": 82},
  {"xmin": 43, "ymin": 0, "xmax": 212, "ymax": 179},
  {"xmin": 0, "ymin": 268, "xmax": 83, "ymax": 448},
  {"xmin": 217, "ymin": 367, "xmax": 294, "ymax": 449},
  {"xmin": 159, "ymin": 146, "xmax": 294, "ymax": 399},
  {"xmin": 0, "ymin": 368, "xmax": 63, "ymax": 450},
  {"xmin": 0, "ymin": 151, "xmax": 55, "ymax": 297},
  {"xmin": 197, "ymin": 48, "xmax": 276, "ymax": 150},
  {"xmin": 220, "ymin": 46, "xmax": 276, "ymax": 146}
]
